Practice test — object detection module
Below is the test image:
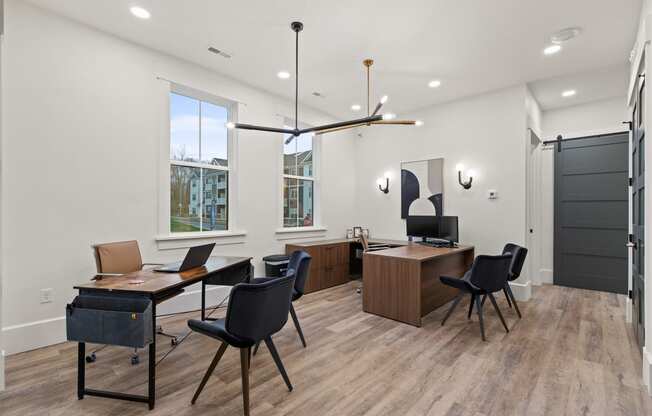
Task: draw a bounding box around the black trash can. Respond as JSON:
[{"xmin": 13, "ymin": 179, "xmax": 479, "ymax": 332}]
[{"xmin": 262, "ymin": 254, "xmax": 290, "ymax": 277}]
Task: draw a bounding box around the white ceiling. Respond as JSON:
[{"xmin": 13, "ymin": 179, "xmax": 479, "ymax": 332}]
[
  {"xmin": 25, "ymin": 0, "xmax": 641, "ymax": 118},
  {"xmin": 528, "ymin": 64, "xmax": 629, "ymax": 111}
]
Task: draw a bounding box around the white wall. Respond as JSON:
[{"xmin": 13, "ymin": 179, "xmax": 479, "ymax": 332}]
[
  {"xmin": 0, "ymin": 1, "xmax": 357, "ymax": 354},
  {"xmin": 536, "ymin": 97, "xmax": 628, "ymax": 285},
  {"xmin": 353, "ymin": 86, "xmax": 529, "ymax": 293},
  {"xmin": 0, "ymin": 0, "xmax": 5, "ymax": 392},
  {"xmin": 542, "ymin": 97, "xmax": 627, "ymax": 138}
]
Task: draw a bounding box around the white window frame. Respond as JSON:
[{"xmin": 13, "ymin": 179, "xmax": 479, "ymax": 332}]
[
  {"xmin": 157, "ymin": 82, "xmax": 245, "ymax": 247},
  {"xmin": 277, "ymin": 120, "xmax": 326, "ymax": 236}
]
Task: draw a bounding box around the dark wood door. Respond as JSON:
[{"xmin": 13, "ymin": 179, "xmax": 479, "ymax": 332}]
[
  {"xmin": 632, "ymin": 76, "xmax": 646, "ymax": 348},
  {"xmin": 554, "ymin": 132, "xmax": 629, "ymax": 293}
]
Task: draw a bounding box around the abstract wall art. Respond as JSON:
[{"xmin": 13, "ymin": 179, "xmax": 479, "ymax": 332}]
[{"xmin": 401, "ymin": 158, "xmax": 444, "ymax": 218}]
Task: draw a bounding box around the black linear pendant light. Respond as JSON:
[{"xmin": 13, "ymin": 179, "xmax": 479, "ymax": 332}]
[{"xmin": 227, "ymin": 21, "xmax": 389, "ymax": 144}]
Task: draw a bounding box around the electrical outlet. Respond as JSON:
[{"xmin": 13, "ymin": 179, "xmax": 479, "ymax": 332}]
[{"xmin": 40, "ymin": 288, "xmax": 54, "ymax": 304}]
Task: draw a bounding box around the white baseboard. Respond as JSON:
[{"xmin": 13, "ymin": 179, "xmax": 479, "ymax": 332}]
[
  {"xmin": 643, "ymin": 346, "xmax": 652, "ymax": 395},
  {"xmin": 539, "ymin": 268, "xmax": 553, "ymax": 284},
  {"xmin": 509, "ymin": 280, "xmax": 531, "ymax": 301},
  {"xmin": 1, "ymin": 285, "xmax": 231, "ymax": 355},
  {"xmin": 625, "ymin": 298, "xmax": 633, "ymax": 323},
  {"xmin": 2, "ymin": 316, "xmax": 67, "ymax": 355}
]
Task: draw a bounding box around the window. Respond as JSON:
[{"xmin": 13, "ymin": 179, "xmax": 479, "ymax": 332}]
[
  {"xmin": 169, "ymin": 90, "xmax": 232, "ymax": 233},
  {"xmin": 283, "ymin": 127, "xmax": 314, "ymax": 227}
]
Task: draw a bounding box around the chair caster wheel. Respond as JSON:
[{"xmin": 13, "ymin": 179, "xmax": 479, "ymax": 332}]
[
  {"xmin": 356, "ymin": 288, "xmax": 361, "ymax": 294},
  {"xmin": 171, "ymin": 337, "xmax": 178, "ymax": 346},
  {"xmin": 131, "ymin": 355, "xmax": 140, "ymax": 365},
  {"xmin": 85, "ymin": 353, "xmax": 96, "ymax": 363}
]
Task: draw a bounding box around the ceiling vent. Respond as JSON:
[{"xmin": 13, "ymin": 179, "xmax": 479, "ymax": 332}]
[
  {"xmin": 550, "ymin": 27, "xmax": 582, "ymax": 44},
  {"xmin": 208, "ymin": 47, "xmax": 232, "ymax": 59}
]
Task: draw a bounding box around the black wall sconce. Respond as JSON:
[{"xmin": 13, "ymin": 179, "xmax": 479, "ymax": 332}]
[
  {"xmin": 377, "ymin": 172, "xmax": 390, "ymax": 194},
  {"xmin": 456, "ymin": 164, "xmax": 475, "ymax": 190}
]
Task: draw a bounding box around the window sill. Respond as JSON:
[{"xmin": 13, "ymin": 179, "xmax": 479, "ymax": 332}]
[
  {"xmin": 275, "ymin": 226, "xmax": 328, "ymax": 241},
  {"xmin": 155, "ymin": 230, "xmax": 247, "ymax": 250}
]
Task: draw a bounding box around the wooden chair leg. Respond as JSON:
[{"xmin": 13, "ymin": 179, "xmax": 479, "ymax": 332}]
[
  {"xmin": 503, "ymin": 287, "xmax": 513, "ymax": 308},
  {"xmin": 488, "ymin": 293, "xmax": 509, "ymax": 333},
  {"xmin": 467, "ymin": 294, "xmax": 476, "ymax": 319},
  {"xmin": 290, "ymin": 304, "xmax": 307, "ymax": 348},
  {"xmin": 240, "ymin": 347, "xmax": 250, "ymax": 416},
  {"xmin": 441, "ymin": 293, "xmax": 463, "ymax": 326},
  {"xmin": 191, "ymin": 342, "xmax": 228, "ymax": 404},
  {"xmin": 505, "ymin": 284, "xmax": 522, "ymax": 319},
  {"xmin": 475, "ymin": 295, "xmax": 486, "ymax": 341},
  {"xmin": 264, "ymin": 337, "xmax": 293, "ymax": 392}
]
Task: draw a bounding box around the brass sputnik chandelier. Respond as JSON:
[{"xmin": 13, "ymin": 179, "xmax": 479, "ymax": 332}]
[{"xmin": 315, "ymin": 59, "xmax": 421, "ymax": 135}]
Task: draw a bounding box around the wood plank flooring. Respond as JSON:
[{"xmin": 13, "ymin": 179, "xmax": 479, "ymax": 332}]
[{"xmin": 1, "ymin": 283, "xmax": 651, "ymax": 416}]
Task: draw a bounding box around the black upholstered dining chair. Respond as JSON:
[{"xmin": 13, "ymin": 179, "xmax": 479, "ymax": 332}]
[
  {"xmin": 440, "ymin": 254, "xmax": 513, "ymax": 341},
  {"xmin": 187, "ymin": 273, "xmax": 296, "ymax": 416},
  {"xmin": 253, "ymin": 250, "xmax": 312, "ymax": 355},
  {"xmin": 479, "ymin": 244, "xmax": 528, "ymax": 318},
  {"xmin": 495, "ymin": 243, "xmax": 528, "ymax": 318}
]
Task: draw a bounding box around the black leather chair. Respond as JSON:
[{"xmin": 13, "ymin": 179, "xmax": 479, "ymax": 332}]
[
  {"xmin": 440, "ymin": 254, "xmax": 513, "ymax": 341},
  {"xmin": 496, "ymin": 243, "xmax": 528, "ymax": 318},
  {"xmin": 253, "ymin": 250, "xmax": 312, "ymax": 355},
  {"xmin": 187, "ymin": 273, "xmax": 296, "ymax": 416},
  {"xmin": 479, "ymin": 244, "xmax": 528, "ymax": 318}
]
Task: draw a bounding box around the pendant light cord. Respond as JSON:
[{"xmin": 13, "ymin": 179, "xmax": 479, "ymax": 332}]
[
  {"xmin": 367, "ymin": 65, "xmax": 370, "ymax": 117},
  {"xmin": 295, "ymin": 28, "xmax": 299, "ymax": 132}
]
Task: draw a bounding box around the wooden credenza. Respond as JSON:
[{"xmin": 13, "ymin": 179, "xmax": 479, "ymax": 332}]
[{"xmin": 286, "ymin": 240, "xmax": 351, "ymax": 293}]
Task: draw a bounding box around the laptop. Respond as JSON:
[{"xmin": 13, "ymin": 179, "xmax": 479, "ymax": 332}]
[{"xmin": 155, "ymin": 243, "xmax": 216, "ymax": 273}]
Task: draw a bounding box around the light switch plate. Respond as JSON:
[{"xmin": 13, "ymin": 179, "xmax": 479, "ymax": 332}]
[
  {"xmin": 40, "ymin": 288, "xmax": 54, "ymax": 304},
  {"xmin": 488, "ymin": 189, "xmax": 498, "ymax": 199}
]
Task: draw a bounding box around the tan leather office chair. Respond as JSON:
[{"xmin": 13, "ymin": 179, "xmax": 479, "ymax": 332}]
[
  {"xmin": 92, "ymin": 240, "xmax": 161, "ymax": 279},
  {"xmin": 359, "ymin": 234, "xmax": 391, "ymax": 253},
  {"xmin": 88, "ymin": 240, "xmax": 175, "ymax": 365}
]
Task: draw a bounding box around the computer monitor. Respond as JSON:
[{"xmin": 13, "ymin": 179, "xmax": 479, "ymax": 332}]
[
  {"xmin": 437, "ymin": 216, "xmax": 459, "ymax": 243},
  {"xmin": 406, "ymin": 215, "xmax": 438, "ymax": 238}
]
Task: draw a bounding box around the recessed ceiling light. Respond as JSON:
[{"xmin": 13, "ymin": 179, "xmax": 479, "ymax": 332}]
[
  {"xmin": 428, "ymin": 80, "xmax": 441, "ymax": 88},
  {"xmin": 130, "ymin": 6, "xmax": 151, "ymax": 19},
  {"xmin": 415, "ymin": 120, "xmax": 424, "ymax": 126},
  {"xmin": 351, "ymin": 104, "xmax": 361, "ymax": 111},
  {"xmin": 562, "ymin": 89, "xmax": 576, "ymax": 97},
  {"xmin": 277, "ymin": 71, "xmax": 291, "ymax": 79},
  {"xmin": 543, "ymin": 44, "xmax": 562, "ymax": 55}
]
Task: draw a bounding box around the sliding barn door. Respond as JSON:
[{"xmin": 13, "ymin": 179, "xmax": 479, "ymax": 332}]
[{"xmin": 554, "ymin": 132, "xmax": 629, "ymax": 294}]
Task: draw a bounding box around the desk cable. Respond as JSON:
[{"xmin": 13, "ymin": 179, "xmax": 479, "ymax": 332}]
[{"xmin": 155, "ymin": 293, "xmax": 230, "ymax": 367}]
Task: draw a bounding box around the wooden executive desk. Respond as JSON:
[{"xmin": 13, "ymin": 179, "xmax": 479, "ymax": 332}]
[
  {"xmin": 286, "ymin": 239, "xmax": 474, "ymax": 327},
  {"xmin": 363, "ymin": 244, "xmax": 474, "ymax": 327}
]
